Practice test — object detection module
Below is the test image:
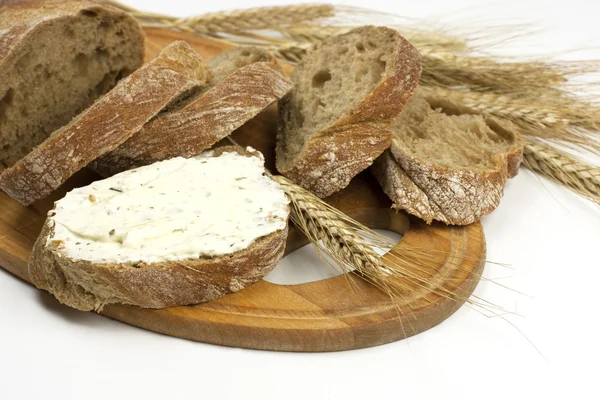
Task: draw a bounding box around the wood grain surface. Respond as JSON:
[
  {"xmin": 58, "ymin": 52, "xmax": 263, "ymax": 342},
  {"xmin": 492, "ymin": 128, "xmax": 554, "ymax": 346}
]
[{"xmin": 0, "ymin": 28, "xmax": 486, "ymax": 352}]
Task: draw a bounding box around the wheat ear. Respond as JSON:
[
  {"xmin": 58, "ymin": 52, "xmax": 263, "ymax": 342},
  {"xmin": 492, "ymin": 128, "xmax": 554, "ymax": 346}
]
[
  {"xmin": 418, "ymin": 52, "xmax": 597, "ymax": 93},
  {"xmin": 272, "ymin": 175, "xmax": 511, "ymax": 316},
  {"xmin": 101, "ymin": 1, "xmax": 334, "ymax": 33},
  {"xmin": 522, "ymin": 140, "xmax": 600, "ymax": 204}
]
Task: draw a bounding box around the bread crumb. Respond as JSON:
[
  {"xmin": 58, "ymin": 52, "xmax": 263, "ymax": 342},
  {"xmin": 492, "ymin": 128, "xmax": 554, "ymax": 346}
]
[
  {"xmin": 229, "ymin": 277, "xmax": 245, "ymax": 292},
  {"xmin": 321, "ymin": 152, "xmax": 336, "ymax": 162},
  {"xmin": 309, "ymin": 170, "xmax": 323, "ymax": 178},
  {"xmin": 49, "ymin": 239, "xmax": 64, "ymax": 249}
]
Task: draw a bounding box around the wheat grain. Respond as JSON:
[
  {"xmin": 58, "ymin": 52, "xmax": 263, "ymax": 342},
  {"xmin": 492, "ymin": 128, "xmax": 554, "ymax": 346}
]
[{"xmin": 522, "ymin": 140, "xmax": 600, "ymax": 204}]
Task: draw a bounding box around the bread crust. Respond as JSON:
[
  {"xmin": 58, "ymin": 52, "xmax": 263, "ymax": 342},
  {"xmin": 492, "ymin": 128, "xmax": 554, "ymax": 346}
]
[
  {"xmin": 277, "ymin": 26, "xmax": 422, "ymax": 198},
  {"xmin": 486, "ymin": 117, "xmax": 524, "ymax": 178},
  {"xmin": 0, "ymin": 0, "xmax": 143, "ymax": 69},
  {"xmin": 30, "ymin": 218, "xmax": 288, "ymax": 311},
  {"xmin": 372, "ymin": 117, "xmax": 523, "ymax": 225},
  {"xmin": 92, "ymin": 61, "xmax": 293, "ymax": 176},
  {"xmin": 278, "ymin": 122, "xmax": 393, "ymax": 198},
  {"xmin": 28, "ymin": 146, "xmax": 290, "ymax": 311},
  {"xmin": 0, "ymin": 40, "xmax": 209, "ymax": 206}
]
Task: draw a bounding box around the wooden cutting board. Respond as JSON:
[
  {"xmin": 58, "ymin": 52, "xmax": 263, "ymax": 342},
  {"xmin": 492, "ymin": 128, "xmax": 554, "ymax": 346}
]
[{"xmin": 0, "ymin": 28, "xmax": 486, "ymax": 352}]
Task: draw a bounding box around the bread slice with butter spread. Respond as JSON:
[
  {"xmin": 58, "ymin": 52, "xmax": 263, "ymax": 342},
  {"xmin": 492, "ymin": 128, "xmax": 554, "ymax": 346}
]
[{"xmin": 29, "ymin": 147, "xmax": 290, "ymax": 311}]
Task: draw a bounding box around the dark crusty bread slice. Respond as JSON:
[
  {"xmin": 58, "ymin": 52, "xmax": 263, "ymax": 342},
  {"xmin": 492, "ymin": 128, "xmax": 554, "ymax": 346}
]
[
  {"xmin": 0, "ymin": 41, "xmax": 210, "ymax": 206},
  {"xmin": 92, "ymin": 47, "xmax": 293, "ymax": 176},
  {"xmin": 371, "ymin": 90, "xmax": 523, "ymax": 225},
  {"xmin": 276, "ymin": 26, "xmax": 422, "ymax": 198},
  {"xmin": 0, "ymin": 0, "xmax": 145, "ymax": 171},
  {"xmin": 28, "ymin": 146, "xmax": 290, "ymax": 311}
]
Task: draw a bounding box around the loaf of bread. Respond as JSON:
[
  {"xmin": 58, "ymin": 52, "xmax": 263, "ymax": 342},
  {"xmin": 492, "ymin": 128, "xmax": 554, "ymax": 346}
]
[
  {"xmin": 0, "ymin": 0, "xmax": 145, "ymax": 172},
  {"xmin": 0, "ymin": 41, "xmax": 210, "ymax": 206},
  {"xmin": 371, "ymin": 91, "xmax": 523, "ymax": 225},
  {"xmin": 92, "ymin": 47, "xmax": 293, "ymax": 176},
  {"xmin": 29, "ymin": 146, "xmax": 290, "ymax": 311},
  {"xmin": 276, "ymin": 26, "xmax": 422, "ymax": 198}
]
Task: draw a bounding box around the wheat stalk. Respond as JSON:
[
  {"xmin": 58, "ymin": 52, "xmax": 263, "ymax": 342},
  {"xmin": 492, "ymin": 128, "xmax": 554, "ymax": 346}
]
[
  {"xmin": 102, "ymin": 1, "xmax": 334, "ymax": 34},
  {"xmin": 419, "ymin": 52, "xmax": 592, "ymax": 92},
  {"xmin": 522, "ymin": 140, "xmax": 600, "ymax": 204},
  {"xmin": 272, "ymin": 175, "xmax": 512, "ymax": 317},
  {"xmin": 275, "ymin": 174, "xmax": 538, "ymax": 349}
]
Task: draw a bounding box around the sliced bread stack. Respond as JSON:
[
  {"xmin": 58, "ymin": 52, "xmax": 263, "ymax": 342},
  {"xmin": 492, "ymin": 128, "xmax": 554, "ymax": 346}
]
[
  {"xmin": 276, "ymin": 26, "xmax": 422, "ymax": 198},
  {"xmin": 1, "ymin": 42, "xmax": 293, "ymax": 205},
  {"xmin": 0, "ymin": 41, "xmax": 210, "ymax": 206},
  {"xmin": 0, "ymin": 0, "xmax": 300, "ymax": 312},
  {"xmin": 0, "ymin": 0, "xmax": 145, "ymax": 172},
  {"xmin": 92, "ymin": 47, "xmax": 293, "ymax": 176},
  {"xmin": 371, "ymin": 90, "xmax": 523, "ymax": 225}
]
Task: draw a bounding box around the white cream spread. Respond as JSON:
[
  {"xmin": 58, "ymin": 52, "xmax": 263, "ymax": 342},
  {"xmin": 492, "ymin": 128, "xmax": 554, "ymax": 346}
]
[{"xmin": 48, "ymin": 149, "xmax": 289, "ymax": 264}]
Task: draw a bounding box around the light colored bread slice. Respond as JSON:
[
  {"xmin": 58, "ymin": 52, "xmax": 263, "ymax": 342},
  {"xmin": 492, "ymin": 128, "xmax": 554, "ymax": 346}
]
[
  {"xmin": 0, "ymin": 41, "xmax": 210, "ymax": 206},
  {"xmin": 92, "ymin": 47, "xmax": 292, "ymax": 176},
  {"xmin": 28, "ymin": 146, "xmax": 290, "ymax": 311},
  {"xmin": 0, "ymin": 0, "xmax": 145, "ymax": 171},
  {"xmin": 276, "ymin": 26, "xmax": 422, "ymax": 198},
  {"xmin": 371, "ymin": 90, "xmax": 523, "ymax": 225},
  {"xmin": 421, "ymin": 88, "xmax": 523, "ymax": 178}
]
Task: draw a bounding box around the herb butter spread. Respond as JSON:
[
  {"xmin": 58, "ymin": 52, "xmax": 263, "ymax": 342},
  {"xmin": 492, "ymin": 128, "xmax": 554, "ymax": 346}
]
[{"xmin": 48, "ymin": 149, "xmax": 290, "ymax": 264}]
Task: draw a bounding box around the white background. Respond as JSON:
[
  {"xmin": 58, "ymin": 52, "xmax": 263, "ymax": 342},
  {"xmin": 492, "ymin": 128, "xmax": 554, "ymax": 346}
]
[{"xmin": 2, "ymin": 0, "xmax": 600, "ymax": 399}]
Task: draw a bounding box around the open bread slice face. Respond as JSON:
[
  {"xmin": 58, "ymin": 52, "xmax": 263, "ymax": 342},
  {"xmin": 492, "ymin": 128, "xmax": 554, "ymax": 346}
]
[
  {"xmin": 372, "ymin": 90, "xmax": 523, "ymax": 225},
  {"xmin": 276, "ymin": 26, "xmax": 422, "ymax": 198},
  {"xmin": 29, "ymin": 147, "xmax": 290, "ymax": 311},
  {"xmin": 0, "ymin": 0, "xmax": 145, "ymax": 172}
]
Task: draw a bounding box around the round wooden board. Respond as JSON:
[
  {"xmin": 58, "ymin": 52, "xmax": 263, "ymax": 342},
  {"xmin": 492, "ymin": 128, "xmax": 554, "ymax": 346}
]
[{"xmin": 0, "ymin": 29, "xmax": 486, "ymax": 352}]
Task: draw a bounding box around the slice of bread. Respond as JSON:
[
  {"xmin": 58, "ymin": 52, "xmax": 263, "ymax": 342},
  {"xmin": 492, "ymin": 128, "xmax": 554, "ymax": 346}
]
[
  {"xmin": 371, "ymin": 91, "xmax": 523, "ymax": 225},
  {"xmin": 92, "ymin": 47, "xmax": 293, "ymax": 176},
  {"xmin": 29, "ymin": 146, "xmax": 290, "ymax": 311},
  {"xmin": 0, "ymin": 41, "xmax": 210, "ymax": 206},
  {"xmin": 276, "ymin": 26, "xmax": 422, "ymax": 198},
  {"xmin": 0, "ymin": 0, "xmax": 145, "ymax": 171}
]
